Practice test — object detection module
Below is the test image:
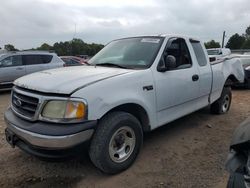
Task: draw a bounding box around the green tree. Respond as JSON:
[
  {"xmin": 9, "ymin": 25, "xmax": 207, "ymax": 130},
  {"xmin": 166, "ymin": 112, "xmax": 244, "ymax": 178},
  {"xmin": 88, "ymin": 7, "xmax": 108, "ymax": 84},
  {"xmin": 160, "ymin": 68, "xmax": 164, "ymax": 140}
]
[
  {"xmin": 242, "ymin": 39, "xmax": 250, "ymax": 49},
  {"xmin": 37, "ymin": 43, "xmax": 52, "ymax": 51},
  {"xmin": 4, "ymin": 44, "xmax": 18, "ymax": 51},
  {"xmin": 246, "ymin": 26, "xmax": 250, "ymax": 38},
  {"xmin": 51, "ymin": 38, "xmax": 104, "ymax": 56},
  {"xmin": 23, "ymin": 38, "xmax": 104, "ymax": 56},
  {"xmin": 204, "ymin": 40, "xmax": 221, "ymax": 49},
  {"xmin": 53, "ymin": 41, "xmax": 72, "ymax": 56},
  {"xmin": 225, "ymin": 33, "xmax": 245, "ymax": 49}
]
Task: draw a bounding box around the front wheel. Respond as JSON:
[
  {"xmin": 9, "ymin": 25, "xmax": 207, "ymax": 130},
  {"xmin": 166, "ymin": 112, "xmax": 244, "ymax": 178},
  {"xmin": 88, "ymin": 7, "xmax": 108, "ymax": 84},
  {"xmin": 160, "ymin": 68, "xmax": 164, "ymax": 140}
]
[
  {"xmin": 210, "ymin": 87, "xmax": 232, "ymax": 114},
  {"xmin": 89, "ymin": 111, "xmax": 143, "ymax": 174}
]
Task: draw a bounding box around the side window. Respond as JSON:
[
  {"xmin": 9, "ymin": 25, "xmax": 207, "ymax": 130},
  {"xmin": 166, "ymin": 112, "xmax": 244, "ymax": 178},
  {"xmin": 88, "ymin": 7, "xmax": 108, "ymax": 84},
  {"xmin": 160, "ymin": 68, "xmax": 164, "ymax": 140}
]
[
  {"xmin": 23, "ymin": 55, "xmax": 43, "ymax": 65},
  {"xmin": 41, "ymin": 55, "xmax": 53, "ymax": 63},
  {"xmin": 70, "ymin": 59, "xmax": 79, "ymax": 65},
  {"xmin": 0, "ymin": 55, "xmax": 22, "ymax": 68},
  {"xmin": 61, "ymin": 58, "xmax": 76, "ymax": 65},
  {"xmin": 190, "ymin": 40, "xmax": 207, "ymax": 66},
  {"xmin": 165, "ymin": 38, "xmax": 192, "ymax": 70}
]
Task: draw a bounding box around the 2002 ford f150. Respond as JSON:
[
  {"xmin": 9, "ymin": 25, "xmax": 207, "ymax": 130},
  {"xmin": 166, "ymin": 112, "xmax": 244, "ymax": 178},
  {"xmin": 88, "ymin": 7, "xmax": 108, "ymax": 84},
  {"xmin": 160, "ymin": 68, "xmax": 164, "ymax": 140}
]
[{"xmin": 4, "ymin": 35, "xmax": 245, "ymax": 174}]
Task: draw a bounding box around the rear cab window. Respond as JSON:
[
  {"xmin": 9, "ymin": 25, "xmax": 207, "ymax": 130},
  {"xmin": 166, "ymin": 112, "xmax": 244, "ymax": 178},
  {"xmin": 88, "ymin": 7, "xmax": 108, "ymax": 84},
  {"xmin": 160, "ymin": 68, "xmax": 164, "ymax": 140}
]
[{"xmin": 190, "ymin": 39, "xmax": 207, "ymax": 66}]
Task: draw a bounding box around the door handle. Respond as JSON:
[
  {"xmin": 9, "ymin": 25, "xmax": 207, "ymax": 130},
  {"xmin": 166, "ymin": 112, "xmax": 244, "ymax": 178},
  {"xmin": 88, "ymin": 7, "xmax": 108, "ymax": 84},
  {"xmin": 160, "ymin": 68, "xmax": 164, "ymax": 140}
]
[
  {"xmin": 192, "ymin": 74, "xmax": 199, "ymax": 81},
  {"xmin": 16, "ymin": 67, "xmax": 24, "ymax": 70}
]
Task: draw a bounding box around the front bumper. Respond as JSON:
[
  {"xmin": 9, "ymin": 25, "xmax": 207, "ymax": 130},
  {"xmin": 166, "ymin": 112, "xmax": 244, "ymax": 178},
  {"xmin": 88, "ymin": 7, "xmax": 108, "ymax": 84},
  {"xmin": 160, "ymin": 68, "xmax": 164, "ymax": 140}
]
[
  {"xmin": 5, "ymin": 122, "xmax": 94, "ymax": 149},
  {"xmin": 4, "ymin": 108, "xmax": 96, "ymax": 157}
]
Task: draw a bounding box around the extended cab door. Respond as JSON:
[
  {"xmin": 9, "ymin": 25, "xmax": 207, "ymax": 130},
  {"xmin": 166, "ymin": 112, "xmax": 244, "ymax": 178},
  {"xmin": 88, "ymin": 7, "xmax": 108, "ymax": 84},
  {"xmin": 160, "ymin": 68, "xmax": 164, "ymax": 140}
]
[
  {"xmin": 189, "ymin": 39, "xmax": 212, "ymax": 107},
  {"xmin": 0, "ymin": 55, "xmax": 25, "ymax": 88},
  {"xmin": 152, "ymin": 37, "xmax": 200, "ymax": 127}
]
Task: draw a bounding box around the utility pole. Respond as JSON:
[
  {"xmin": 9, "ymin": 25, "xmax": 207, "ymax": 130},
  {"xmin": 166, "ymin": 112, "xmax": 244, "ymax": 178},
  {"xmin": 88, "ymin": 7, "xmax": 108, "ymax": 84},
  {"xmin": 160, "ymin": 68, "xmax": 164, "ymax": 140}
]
[
  {"xmin": 222, "ymin": 31, "xmax": 226, "ymax": 48},
  {"xmin": 71, "ymin": 23, "xmax": 77, "ymax": 56}
]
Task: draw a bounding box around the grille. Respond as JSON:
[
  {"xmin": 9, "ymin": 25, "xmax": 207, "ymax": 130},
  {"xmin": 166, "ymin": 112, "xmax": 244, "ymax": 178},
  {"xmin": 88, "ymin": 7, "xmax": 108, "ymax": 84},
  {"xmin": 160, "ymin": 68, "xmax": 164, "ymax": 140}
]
[{"xmin": 12, "ymin": 90, "xmax": 39, "ymax": 119}]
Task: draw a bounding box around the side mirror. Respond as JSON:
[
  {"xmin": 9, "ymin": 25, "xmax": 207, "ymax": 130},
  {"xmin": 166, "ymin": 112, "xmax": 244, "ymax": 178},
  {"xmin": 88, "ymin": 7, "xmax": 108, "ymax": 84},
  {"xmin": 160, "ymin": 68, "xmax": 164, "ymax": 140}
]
[
  {"xmin": 157, "ymin": 58, "xmax": 167, "ymax": 72},
  {"xmin": 157, "ymin": 55, "xmax": 176, "ymax": 72}
]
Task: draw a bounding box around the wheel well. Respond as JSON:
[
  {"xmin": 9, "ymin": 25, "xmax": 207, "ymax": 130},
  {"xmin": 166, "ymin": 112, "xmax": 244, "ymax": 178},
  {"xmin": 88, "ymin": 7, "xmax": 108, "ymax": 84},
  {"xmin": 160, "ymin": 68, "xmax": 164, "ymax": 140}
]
[
  {"xmin": 225, "ymin": 75, "xmax": 239, "ymax": 87},
  {"xmin": 107, "ymin": 103, "xmax": 151, "ymax": 132}
]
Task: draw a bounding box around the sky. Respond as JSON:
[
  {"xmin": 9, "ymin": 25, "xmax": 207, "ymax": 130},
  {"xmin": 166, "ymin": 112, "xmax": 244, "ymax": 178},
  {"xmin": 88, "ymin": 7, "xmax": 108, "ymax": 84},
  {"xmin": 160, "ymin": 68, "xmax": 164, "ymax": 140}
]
[{"xmin": 0, "ymin": 0, "xmax": 250, "ymax": 49}]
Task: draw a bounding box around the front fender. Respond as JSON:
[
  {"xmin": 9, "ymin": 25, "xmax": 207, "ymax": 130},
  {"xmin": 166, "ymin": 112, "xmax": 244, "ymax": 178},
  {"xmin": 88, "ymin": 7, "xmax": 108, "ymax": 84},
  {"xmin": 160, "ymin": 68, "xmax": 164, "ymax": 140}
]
[
  {"xmin": 71, "ymin": 69, "xmax": 157, "ymax": 128},
  {"xmin": 90, "ymin": 97, "xmax": 156, "ymax": 125}
]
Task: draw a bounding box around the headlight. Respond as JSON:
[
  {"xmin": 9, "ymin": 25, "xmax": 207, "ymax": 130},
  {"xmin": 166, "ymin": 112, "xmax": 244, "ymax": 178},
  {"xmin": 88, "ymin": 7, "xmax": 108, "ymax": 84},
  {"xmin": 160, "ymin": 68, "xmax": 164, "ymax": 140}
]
[
  {"xmin": 41, "ymin": 99, "xmax": 87, "ymax": 122},
  {"xmin": 245, "ymin": 66, "xmax": 250, "ymax": 70}
]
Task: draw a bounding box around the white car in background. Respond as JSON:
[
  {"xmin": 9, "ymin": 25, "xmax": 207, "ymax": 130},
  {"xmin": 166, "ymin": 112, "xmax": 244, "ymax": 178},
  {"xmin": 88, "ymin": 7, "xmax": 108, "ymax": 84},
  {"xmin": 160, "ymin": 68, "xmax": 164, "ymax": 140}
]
[{"xmin": 0, "ymin": 51, "xmax": 65, "ymax": 91}]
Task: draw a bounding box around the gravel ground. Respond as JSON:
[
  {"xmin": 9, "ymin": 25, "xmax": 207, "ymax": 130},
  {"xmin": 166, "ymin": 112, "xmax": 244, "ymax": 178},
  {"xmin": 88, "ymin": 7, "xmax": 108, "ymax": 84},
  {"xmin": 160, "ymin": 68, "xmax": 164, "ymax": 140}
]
[{"xmin": 0, "ymin": 89, "xmax": 249, "ymax": 188}]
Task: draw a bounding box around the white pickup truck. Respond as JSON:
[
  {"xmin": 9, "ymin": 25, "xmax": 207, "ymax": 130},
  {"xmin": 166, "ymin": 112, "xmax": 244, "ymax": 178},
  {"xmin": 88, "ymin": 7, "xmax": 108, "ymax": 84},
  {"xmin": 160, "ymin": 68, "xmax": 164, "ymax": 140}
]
[{"xmin": 4, "ymin": 35, "xmax": 244, "ymax": 174}]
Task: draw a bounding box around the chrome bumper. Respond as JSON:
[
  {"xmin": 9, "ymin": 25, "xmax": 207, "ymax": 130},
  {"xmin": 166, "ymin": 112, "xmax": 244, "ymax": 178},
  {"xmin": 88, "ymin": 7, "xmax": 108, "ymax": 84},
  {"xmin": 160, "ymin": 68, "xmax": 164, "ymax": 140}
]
[{"xmin": 6, "ymin": 121, "xmax": 94, "ymax": 149}]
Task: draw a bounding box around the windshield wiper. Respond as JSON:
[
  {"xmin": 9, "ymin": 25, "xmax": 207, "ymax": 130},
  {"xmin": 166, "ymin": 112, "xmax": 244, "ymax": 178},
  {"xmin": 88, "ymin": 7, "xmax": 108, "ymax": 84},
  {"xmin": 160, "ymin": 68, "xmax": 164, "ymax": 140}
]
[{"xmin": 94, "ymin": 62, "xmax": 128, "ymax": 69}]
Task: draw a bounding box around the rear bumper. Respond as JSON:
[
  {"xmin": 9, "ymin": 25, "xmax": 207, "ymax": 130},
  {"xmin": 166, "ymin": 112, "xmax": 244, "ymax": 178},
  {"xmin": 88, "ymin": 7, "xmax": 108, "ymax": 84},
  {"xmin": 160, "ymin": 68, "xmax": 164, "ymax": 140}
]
[{"xmin": 4, "ymin": 108, "xmax": 97, "ymax": 157}]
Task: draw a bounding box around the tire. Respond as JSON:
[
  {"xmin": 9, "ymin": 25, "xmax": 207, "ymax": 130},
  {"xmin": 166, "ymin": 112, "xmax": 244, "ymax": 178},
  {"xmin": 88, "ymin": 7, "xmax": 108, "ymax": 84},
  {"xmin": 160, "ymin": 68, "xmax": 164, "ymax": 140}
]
[
  {"xmin": 89, "ymin": 111, "xmax": 143, "ymax": 174},
  {"xmin": 245, "ymin": 79, "xmax": 250, "ymax": 89},
  {"xmin": 210, "ymin": 87, "xmax": 232, "ymax": 114},
  {"xmin": 227, "ymin": 173, "xmax": 246, "ymax": 188}
]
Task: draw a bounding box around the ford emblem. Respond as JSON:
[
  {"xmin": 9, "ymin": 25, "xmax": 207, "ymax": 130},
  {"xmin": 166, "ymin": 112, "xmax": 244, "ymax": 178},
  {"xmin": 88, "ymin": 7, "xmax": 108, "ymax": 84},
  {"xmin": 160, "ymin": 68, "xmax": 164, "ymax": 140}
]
[{"xmin": 15, "ymin": 99, "xmax": 22, "ymax": 107}]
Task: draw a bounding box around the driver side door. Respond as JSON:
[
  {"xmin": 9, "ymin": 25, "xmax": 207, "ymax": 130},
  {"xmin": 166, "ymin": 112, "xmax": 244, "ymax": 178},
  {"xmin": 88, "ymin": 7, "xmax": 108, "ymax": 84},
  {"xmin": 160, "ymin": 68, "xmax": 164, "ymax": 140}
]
[{"xmin": 152, "ymin": 37, "xmax": 200, "ymax": 127}]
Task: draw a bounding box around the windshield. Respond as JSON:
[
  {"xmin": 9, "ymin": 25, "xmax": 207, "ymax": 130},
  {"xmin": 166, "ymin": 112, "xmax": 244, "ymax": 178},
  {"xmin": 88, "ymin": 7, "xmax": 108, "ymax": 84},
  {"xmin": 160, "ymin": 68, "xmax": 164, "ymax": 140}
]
[
  {"xmin": 207, "ymin": 49, "xmax": 220, "ymax": 55},
  {"xmin": 88, "ymin": 37, "xmax": 164, "ymax": 69}
]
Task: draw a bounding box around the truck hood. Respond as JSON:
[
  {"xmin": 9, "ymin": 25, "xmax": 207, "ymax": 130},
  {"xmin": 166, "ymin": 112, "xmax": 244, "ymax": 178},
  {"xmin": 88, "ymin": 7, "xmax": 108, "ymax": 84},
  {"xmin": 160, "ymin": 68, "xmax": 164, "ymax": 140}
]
[{"xmin": 14, "ymin": 66, "xmax": 132, "ymax": 94}]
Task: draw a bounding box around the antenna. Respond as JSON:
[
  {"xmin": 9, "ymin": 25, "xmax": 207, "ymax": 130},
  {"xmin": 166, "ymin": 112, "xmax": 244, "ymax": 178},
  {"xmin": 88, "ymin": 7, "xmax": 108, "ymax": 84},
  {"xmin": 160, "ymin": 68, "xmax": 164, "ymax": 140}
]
[
  {"xmin": 73, "ymin": 23, "xmax": 76, "ymax": 39},
  {"xmin": 71, "ymin": 23, "xmax": 77, "ymax": 56}
]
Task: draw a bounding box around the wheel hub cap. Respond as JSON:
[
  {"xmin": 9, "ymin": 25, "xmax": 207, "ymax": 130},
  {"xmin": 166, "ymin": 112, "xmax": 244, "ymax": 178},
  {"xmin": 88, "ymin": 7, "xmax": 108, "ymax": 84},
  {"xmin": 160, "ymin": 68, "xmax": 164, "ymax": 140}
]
[
  {"xmin": 222, "ymin": 95, "xmax": 230, "ymax": 112},
  {"xmin": 109, "ymin": 126, "xmax": 136, "ymax": 163}
]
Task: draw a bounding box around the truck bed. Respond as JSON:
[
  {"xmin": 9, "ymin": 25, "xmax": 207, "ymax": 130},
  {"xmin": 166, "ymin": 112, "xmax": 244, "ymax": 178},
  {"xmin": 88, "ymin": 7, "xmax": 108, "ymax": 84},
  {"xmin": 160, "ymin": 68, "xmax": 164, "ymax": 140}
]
[{"xmin": 209, "ymin": 56, "xmax": 245, "ymax": 103}]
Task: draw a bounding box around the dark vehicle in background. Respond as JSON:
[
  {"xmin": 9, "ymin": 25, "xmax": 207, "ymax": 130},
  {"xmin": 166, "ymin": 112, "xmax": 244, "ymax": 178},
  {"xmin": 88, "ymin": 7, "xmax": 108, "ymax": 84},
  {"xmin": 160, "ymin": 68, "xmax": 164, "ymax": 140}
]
[
  {"xmin": 60, "ymin": 56, "xmax": 88, "ymax": 67},
  {"xmin": 76, "ymin": 55, "xmax": 89, "ymax": 60},
  {"xmin": 240, "ymin": 57, "xmax": 250, "ymax": 89},
  {"xmin": 0, "ymin": 51, "xmax": 64, "ymax": 91},
  {"xmin": 226, "ymin": 118, "xmax": 250, "ymax": 188}
]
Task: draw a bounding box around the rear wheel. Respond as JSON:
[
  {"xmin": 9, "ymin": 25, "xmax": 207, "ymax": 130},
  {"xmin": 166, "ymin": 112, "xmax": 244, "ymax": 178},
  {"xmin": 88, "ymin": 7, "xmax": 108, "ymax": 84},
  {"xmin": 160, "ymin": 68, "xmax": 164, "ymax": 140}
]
[
  {"xmin": 210, "ymin": 87, "xmax": 232, "ymax": 114},
  {"xmin": 245, "ymin": 79, "xmax": 250, "ymax": 89},
  {"xmin": 89, "ymin": 111, "xmax": 143, "ymax": 174}
]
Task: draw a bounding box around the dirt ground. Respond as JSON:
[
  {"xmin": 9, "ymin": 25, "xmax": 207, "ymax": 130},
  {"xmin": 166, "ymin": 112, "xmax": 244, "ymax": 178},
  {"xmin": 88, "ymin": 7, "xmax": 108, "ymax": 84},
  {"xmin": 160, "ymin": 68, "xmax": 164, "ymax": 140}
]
[{"xmin": 0, "ymin": 89, "xmax": 249, "ymax": 188}]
